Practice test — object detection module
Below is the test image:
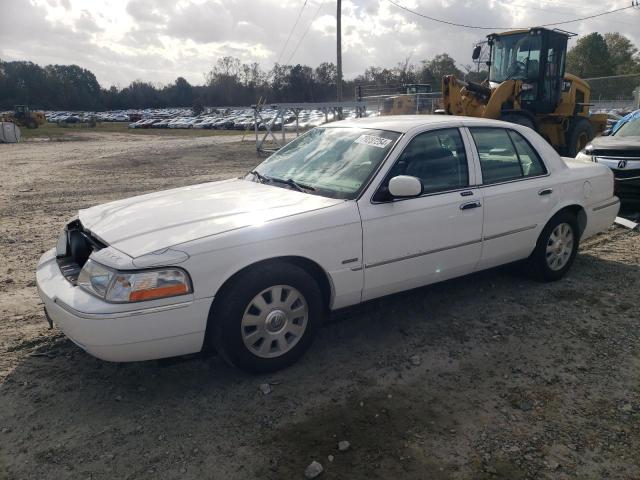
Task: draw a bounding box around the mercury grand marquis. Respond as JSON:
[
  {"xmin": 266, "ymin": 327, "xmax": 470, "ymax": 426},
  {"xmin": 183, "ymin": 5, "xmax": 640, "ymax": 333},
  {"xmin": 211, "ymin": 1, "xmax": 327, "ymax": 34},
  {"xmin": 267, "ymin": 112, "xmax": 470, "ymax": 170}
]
[{"xmin": 36, "ymin": 116, "xmax": 620, "ymax": 372}]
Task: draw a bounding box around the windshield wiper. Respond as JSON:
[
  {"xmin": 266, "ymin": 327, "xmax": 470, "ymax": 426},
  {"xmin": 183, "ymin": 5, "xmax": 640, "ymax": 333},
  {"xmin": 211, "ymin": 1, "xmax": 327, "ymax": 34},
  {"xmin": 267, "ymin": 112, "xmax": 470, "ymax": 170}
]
[
  {"xmin": 269, "ymin": 177, "xmax": 316, "ymax": 192},
  {"xmin": 248, "ymin": 170, "xmax": 269, "ymax": 183}
]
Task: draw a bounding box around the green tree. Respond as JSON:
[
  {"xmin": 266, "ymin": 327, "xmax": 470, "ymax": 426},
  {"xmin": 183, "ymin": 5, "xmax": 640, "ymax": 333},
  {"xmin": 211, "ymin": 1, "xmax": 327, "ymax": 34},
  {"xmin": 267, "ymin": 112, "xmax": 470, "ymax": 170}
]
[
  {"xmin": 47, "ymin": 64, "xmax": 102, "ymax": 110},
  {"xmin": 164, "ymin": 76, "xmax": 193, "ymax": 106},
  {"xmin": 566, "ymin": 33, "xmax": 612, "ymax": 78},
  {"xmin": 604, "ymin": 32, "xmax": 640, "ymax": 74},
  {"xmin": 419, "ymin": 54, "xmax": 462, "ymax": 86},
  {"xmin": 461, "ymin": 64, "xmax": 489, "ymax": 84}
]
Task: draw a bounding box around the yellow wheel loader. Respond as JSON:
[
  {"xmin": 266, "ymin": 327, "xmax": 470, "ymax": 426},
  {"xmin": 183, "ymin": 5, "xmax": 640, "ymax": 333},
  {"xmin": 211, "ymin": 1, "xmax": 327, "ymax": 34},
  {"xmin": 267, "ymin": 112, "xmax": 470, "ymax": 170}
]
[
  {"xmin": 2, "ymin": 105, "xmax": 47, "ymax": 129},
  {"xmin": 381, "ymin": 84, "xmax": 433, "ymax": 115},
  {"xmin": 442, "ymin": 28, "xmax": 607, "ymax": 157}
]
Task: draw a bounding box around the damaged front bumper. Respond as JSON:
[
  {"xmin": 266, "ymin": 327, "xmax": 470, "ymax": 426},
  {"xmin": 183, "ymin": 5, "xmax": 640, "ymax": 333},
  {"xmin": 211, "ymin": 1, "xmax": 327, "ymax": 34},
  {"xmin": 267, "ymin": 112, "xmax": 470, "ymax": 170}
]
[{"xmin": 36, "ymin": 246, "xmax": 210, "ymax": 363}]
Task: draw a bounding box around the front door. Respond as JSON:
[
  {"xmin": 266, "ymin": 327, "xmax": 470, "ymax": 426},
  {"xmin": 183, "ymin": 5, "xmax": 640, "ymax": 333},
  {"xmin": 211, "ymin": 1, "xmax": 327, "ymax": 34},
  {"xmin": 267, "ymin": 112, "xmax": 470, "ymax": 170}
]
[{"xmin": 358, "ymin": 127, "xmax": 484, "ymax": 301}]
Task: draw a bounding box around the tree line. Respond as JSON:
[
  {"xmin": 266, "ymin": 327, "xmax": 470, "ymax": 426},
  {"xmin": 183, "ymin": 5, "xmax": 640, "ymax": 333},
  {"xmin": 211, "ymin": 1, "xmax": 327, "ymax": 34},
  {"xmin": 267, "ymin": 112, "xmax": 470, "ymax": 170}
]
[
  {"xmin": 0, "ymin": 31, "xmax": 638, "ymax": 111},
  {"xmin": 0, "ymin": 53, "xmax": 473, "ymax": 111}
]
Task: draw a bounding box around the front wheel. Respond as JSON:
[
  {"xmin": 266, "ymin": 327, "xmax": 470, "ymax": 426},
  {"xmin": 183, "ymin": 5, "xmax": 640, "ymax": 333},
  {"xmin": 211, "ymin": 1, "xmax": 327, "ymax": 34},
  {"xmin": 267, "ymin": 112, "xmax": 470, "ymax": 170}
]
[
  {"xmin": 564, "ymin": 118, "xmax": 593, "ymax": 157},
  {"xmin": 525, "ymin": 212, "xmax": 580, "ymax": 281},
  {"xmin": 208, "ymin": 263, "xmax": 323, "ymax": 373}
]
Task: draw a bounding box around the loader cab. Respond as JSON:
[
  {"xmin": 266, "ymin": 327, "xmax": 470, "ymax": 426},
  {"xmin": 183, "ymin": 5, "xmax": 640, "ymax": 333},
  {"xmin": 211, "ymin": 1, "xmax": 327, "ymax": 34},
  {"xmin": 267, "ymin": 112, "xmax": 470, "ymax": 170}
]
[
  {"xmin": 486, "ymin": 28, "xmax": 571, "ymax": 114},
  {"xmin": 14, "ymin": 105, "xmax": 29, "ymax": 118},
  {"xmin": 404, "ymin": 84, "xmax": 432, "ymax": 94}
]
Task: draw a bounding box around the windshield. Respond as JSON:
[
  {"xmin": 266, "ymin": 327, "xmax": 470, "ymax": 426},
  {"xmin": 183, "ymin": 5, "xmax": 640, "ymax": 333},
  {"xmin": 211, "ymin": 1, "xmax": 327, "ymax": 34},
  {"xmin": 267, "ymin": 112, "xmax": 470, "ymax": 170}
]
[
  {"xmin": 612, "ymin": 110, "xmax": 640, "ymax": 136},
  {"xmin": 614, "ymin": 119, "xmax": 640, "ymax": 137},
  {"xmin": 248, "ymin": 127, "xmax": 401, "ymax": 199},
  {"xmin": 490, "ymin": 34, "xmax": 541, "ymax": 83}
]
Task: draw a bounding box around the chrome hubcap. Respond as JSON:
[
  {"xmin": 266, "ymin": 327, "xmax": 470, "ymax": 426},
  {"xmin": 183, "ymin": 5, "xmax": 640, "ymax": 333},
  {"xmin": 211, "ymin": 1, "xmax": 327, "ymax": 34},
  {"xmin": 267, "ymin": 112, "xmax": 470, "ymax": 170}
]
[
  {"xmin": 241, "ymin": 285, "xmax": 308, "ymax": 359},
  {"xmin": 546, "ymin": 223, "xmax": 574, "ymax": 271}
]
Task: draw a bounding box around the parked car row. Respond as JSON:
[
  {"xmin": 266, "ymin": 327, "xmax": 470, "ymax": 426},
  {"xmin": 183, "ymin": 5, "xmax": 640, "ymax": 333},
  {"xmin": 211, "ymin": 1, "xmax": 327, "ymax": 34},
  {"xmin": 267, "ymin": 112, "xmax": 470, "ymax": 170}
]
[
  {"xmin": 43, "ymin": 108, "xmax": 201, "ymax": 124},
  {"xmin": 46, "ymin": 111, "xmax": 132, "ymax": 123},
  {"xmin": 126, "ymin": 108, "xmax": 375, "ymax": 131}
]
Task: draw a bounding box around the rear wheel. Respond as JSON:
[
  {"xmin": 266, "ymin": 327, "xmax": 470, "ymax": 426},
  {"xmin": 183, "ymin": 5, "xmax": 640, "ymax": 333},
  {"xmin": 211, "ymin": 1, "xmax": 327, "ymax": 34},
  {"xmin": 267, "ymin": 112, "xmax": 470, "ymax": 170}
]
[
  {"xmin": 564, "ymin": 118, "xmax": 592, "ymax": 157},
  {"xmin": 209, "ymin": 263, "xmax": 323, "ymax": 373},
  {"xmin": 525, "ymin": 211, "xmax": 579, "ymax": 281}
]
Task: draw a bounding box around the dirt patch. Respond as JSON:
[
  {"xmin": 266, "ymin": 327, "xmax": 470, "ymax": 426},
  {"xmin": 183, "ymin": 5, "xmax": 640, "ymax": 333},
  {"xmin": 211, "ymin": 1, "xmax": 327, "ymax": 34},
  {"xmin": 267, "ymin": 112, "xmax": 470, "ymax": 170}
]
[{"xmin": 1, "ymin": 131, "xmax": 639, "ymax": 480}]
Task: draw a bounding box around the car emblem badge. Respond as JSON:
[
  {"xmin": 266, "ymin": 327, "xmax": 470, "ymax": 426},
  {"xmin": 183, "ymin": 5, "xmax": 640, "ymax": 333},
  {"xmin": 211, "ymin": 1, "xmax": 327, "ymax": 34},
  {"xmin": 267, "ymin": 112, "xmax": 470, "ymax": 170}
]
[{"xmin": 618, "ymin": 160, "xmax": 627, "ymax": 169}]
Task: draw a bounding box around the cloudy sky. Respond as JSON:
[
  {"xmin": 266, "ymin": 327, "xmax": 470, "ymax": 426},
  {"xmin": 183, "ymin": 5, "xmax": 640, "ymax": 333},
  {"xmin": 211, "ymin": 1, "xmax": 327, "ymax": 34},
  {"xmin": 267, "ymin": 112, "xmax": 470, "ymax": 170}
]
[{"xmin": 1, "ymin": 0, "xmax": 638, "ymax": 87}]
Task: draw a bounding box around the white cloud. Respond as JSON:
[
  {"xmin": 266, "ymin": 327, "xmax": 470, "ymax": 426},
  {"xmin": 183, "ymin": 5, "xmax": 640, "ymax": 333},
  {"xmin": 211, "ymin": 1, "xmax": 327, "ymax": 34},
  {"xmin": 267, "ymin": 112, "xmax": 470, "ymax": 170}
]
[{"xmin": 0, "ymin": 0, "xmax": 638, "ymax": 88}]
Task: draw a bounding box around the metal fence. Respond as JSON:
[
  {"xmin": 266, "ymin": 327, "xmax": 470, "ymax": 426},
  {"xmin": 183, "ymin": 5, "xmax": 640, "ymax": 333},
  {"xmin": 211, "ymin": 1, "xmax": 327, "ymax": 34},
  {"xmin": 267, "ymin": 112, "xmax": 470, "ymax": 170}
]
[
  {"xmin": 360, "ymin": 92, "xmax": 443, "ymax": 115},
  {"xmin": 360, "ymin": 74, "xmax": 640, "ymax": 116},
  {"xmin": 585, "ymin": 73, "xmax": 640, "ymax": 112}
]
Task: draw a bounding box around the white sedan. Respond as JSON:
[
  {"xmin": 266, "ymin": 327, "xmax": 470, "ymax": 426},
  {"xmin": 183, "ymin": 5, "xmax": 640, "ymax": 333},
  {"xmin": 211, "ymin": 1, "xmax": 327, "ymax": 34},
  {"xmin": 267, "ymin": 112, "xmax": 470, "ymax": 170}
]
[{"xmin": 36, "ymin": 116, "xmax": 620, "ymax": 373}]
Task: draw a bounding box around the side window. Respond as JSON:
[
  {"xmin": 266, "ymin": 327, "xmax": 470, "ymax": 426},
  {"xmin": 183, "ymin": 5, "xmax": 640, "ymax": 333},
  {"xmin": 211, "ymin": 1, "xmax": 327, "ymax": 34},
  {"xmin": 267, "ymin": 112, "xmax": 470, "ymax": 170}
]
[
  {"xmin": 392, "ymin": 128, "xmax": 469, "ymax": 195},
  {"xmin": 470, "ymin": 127, "xmax": 545, "ymax": 184},
  {"xmin": 507, "ymin": 130, "xmax": 546, "ymax": 177}
]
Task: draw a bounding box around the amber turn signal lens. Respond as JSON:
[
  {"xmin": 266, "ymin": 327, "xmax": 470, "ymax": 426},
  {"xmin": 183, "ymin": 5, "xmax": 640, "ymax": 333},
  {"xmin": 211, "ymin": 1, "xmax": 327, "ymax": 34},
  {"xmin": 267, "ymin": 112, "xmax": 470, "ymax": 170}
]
[{"xmin": 129, "ymin": 283, "xmax": 189, "ymax": 302}]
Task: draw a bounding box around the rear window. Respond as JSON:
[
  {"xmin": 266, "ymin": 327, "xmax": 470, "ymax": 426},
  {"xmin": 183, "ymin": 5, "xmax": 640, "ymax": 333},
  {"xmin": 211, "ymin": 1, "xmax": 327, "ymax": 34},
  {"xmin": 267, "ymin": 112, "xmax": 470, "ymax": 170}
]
[{"xmin": 470, "ymin": 128, "xmax": 546, "ymax": 184}]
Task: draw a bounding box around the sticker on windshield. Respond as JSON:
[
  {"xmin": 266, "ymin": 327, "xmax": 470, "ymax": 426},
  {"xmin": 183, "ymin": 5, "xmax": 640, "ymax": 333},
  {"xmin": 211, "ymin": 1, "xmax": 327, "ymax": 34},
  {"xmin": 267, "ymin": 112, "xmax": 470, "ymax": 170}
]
[{"xmin": 354, "ymin": 134, "xmax": 392, "ymax": 149}]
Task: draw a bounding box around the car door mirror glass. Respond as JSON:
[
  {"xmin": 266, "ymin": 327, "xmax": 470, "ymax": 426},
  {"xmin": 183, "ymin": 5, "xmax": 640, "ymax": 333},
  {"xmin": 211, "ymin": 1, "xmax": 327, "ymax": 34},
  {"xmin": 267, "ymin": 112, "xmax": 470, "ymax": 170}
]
[{"xmin": 388, "ymin": 175, "xmax": 423, "ymax": 198}]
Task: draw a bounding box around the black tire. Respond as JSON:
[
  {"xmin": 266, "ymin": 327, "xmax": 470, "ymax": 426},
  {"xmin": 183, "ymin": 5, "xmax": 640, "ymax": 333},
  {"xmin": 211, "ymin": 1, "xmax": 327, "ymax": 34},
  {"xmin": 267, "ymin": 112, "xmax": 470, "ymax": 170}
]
[
  {"xmin": 208, "ymin": 262, "xmax": 323, "ymax": 374},
  {"xmin": 525, "ymin": 211, "xmax": 580, "ymax": 282},
  {"xmin": 500, "ymin": 113, "xmax": 536, "ymax": 131},
  {"xmin": 564, "ymin": 118, "xmax": 592, "ymax": 157}
]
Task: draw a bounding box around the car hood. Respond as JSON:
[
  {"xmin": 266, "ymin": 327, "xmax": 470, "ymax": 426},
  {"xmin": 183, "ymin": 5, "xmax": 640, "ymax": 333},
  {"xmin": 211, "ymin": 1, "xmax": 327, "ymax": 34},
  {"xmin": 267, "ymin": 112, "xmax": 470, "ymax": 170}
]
[
  {"xmin": 79, "ymin": 178, "xmax": 343, "ymax": 258},
  {"xmin": 589, "ymin": 135, "xmax": 640, "ymax": 151}
]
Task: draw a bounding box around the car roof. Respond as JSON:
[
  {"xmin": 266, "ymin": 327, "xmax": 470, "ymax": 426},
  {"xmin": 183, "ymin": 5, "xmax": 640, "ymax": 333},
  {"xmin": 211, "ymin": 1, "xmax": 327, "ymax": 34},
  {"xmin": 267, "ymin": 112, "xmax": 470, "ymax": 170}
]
[{"xmin": 323, "ymin": 115, "xmax": 512, "ymax": 133}]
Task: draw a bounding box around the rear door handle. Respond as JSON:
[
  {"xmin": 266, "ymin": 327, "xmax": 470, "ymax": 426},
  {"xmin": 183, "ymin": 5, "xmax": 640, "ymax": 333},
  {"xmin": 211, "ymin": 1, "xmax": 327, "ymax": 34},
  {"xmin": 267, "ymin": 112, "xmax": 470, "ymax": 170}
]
[
  {"xmin": 460, "ymin": 201, "xmax": 481, "ymax": 210},
  {"xmin": 538, "ymin": 188, "xmax": 553, "ymax": 196}
]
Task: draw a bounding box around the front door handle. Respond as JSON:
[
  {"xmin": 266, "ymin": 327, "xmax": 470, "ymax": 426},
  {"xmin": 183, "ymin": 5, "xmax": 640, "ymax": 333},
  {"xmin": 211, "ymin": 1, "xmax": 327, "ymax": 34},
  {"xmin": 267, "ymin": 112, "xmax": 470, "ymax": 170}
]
[
  {"xmin": 538, "ymin": 188, "xmax": 553, "ymax": 196},
  {"xmin": 460, "ymin": 201, "xmax": 481, "ymax": 210}
]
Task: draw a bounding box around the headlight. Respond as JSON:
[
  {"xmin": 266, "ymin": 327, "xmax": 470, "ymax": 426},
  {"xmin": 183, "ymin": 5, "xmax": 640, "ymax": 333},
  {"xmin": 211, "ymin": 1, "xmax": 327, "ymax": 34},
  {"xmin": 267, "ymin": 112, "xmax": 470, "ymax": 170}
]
[
  {"xmin": 77, "ymin": 259, "xmax": 192, "ymax": 303},
  {"xmin": 575, "ymin": 150, "xmax": 593, "ymax": 162}
]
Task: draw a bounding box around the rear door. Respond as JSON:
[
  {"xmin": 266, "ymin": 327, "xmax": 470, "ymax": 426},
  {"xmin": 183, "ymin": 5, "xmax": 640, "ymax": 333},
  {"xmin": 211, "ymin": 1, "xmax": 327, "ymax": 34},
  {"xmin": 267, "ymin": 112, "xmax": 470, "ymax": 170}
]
[
  {"xmin": 357, "ymin": 127, "xmax": 484, "ymax": 301},
  {"xmin": 464, "ymin": 126, "xmax": 558, "ymax": 269}
]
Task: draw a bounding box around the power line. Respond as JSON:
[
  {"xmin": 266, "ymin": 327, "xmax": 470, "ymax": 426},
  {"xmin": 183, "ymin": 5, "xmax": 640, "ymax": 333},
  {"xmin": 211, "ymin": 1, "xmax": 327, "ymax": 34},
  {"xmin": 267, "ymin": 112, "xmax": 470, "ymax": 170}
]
[
  {"xmin": 286, "ymin": 1, "xmax": 326, "ymax": 64},
  {"xmin": 275, "ymin": 0, "xmax": 308, "ymax": 66},
  {"xmin": 495, "ymin": 0, "xmax": 639, "ymax": 27},
  {"xmin": 386, "ymin": 0, "xmax": 636, "ymax": 30}
]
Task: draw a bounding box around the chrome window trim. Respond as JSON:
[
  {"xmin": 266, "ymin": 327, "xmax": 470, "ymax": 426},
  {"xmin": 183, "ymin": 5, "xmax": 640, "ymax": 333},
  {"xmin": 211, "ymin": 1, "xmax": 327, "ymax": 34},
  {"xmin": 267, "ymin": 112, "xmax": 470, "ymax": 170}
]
[
  {"xmin": 368, "ymin": 126, "xmax": 474, "ymax": 204},
  {"xmin": 478, "ymin": 172, "xmax": 551, "ymax": 188},
  {"xmin": 465, "ymin": 126, "xmax": 551, "ymax": 186},
  {"xmin": 370, "ymin": 186, "xmax": 480, "ymax": 205}
]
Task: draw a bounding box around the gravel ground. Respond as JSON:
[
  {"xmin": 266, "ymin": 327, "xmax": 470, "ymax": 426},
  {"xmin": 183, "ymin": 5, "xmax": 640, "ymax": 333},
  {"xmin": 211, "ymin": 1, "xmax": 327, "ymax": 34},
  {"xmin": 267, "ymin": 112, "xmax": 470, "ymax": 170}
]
[{"xmin": 0, "ymin": 132, "xmax": 639, "ymax": 480}]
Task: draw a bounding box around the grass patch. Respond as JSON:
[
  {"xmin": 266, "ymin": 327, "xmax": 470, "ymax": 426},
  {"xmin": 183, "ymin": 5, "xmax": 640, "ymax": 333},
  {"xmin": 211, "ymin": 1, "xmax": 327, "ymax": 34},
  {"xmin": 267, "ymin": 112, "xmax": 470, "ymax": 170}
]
[{"xmin": 20, "ymin": 122, "xmax": 246, "ymax": 141}]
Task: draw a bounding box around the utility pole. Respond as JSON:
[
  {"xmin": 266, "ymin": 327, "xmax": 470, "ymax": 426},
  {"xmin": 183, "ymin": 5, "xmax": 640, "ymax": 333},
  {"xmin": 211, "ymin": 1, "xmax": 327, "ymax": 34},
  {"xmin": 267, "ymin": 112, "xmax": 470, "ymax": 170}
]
[{"xmin": 336, "ymin": 0, "xmax": 343, "ymax": 102}]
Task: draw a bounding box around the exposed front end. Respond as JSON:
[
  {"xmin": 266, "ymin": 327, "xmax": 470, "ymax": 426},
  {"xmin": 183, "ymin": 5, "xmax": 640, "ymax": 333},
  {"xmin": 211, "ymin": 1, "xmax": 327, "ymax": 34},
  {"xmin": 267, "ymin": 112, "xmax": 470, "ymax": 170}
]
[{"xmin": 35, "ymin": 220, "xmax": 209, "ymax": 362}]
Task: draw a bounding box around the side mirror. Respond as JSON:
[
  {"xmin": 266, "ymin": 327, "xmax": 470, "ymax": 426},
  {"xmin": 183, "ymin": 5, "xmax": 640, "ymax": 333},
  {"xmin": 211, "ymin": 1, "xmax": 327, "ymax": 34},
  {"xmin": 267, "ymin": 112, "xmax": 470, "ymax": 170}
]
[
  {"xmin": 472, "ymin": 45, "xmax": 481, "ymax": 60},
  {"xmin": 388, "ymin": 175, "xmax": 423, "ymax": 198},
  {"xmin": 602, "ymin": 129, "xmax": 611, "ymax": 136}
]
